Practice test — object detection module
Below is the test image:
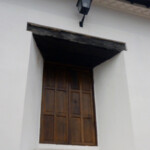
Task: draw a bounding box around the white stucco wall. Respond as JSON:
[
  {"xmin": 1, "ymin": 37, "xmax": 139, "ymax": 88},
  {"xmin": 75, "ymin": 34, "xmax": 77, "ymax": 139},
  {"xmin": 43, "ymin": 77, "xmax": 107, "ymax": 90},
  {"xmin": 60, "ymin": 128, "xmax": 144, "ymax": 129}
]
[
  {"xmin": 0, "ymin": 0, "xmax": 150, "ymax": 150},
  {"xmin": 94, "ymin": 53, "xmax": 134, "ymax": 150},
  {"xmin": 0, "ymin": 2, "xmax": 31, "ymax": 150},
  {"xmin": 20, "ymin": 38, "xmax": 43, "ymax": 150}
]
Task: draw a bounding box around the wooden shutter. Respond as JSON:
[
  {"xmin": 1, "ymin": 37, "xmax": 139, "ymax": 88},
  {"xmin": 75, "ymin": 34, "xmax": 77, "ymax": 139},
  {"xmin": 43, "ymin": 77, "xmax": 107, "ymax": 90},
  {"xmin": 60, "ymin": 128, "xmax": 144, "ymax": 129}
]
[{"xmin": 40, "ymin": 63, "xmax": 97, "ymax": 146}]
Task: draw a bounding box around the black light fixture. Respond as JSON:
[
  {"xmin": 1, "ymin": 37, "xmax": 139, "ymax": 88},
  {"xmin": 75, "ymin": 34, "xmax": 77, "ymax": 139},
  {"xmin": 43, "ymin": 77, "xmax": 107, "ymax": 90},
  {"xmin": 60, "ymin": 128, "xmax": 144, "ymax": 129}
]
[{"xmin": 76, "ymin": 0, "xmax": 92, "ymax": 27}]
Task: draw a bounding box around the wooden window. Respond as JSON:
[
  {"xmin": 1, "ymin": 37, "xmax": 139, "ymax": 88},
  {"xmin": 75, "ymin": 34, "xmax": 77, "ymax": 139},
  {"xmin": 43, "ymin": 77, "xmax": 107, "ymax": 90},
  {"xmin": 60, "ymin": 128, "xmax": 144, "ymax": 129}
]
[{"xmin": 40, "ymin": 63, "xmax": 97, "ymax": 146}]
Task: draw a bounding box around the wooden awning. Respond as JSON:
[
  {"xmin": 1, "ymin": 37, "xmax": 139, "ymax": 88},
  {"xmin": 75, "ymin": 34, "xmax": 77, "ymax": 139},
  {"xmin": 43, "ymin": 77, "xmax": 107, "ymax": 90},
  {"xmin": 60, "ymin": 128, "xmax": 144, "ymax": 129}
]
[{"xmin": 27, "ymin": 23, "xmax": 126, "ymax": 68}]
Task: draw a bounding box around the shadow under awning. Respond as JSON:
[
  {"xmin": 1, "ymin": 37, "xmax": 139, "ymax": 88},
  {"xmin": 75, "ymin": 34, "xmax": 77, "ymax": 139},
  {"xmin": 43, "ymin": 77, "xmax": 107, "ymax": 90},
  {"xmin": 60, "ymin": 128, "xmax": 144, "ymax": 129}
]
[{"xmin": 27, "ymin": 23, "xmax": 126, "ymax": 68}]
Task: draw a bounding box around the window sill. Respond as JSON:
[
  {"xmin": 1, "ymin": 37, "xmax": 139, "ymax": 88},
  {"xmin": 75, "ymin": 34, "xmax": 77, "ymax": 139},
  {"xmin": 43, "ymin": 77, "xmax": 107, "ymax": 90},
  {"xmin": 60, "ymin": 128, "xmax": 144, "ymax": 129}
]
[{"xmin": 36, "ymin": 144, "xmax": 99, "ymax": 150}]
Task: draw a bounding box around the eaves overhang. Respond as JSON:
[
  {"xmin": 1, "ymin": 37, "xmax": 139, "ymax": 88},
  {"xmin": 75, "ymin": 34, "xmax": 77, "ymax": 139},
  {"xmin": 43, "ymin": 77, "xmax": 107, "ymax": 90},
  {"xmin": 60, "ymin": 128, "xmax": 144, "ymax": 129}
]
[
  {"xmin": 93, "ymin": 0, "xmax": 150, "ymax": 19},
  {"xmin": 27, "ymin": 23, "xmax": 126, "ymax": 68}
]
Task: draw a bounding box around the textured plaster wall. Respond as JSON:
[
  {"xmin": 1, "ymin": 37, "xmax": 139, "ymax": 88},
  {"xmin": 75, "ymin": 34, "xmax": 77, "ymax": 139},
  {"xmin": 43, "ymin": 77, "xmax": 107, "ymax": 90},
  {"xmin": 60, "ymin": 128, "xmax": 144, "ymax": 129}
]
[
  {"xmin": 0, "ymin": 0, "xmax": 150, "ymax": 150},
  {"xmin": 20, "ymin": 38, "xmax": 43, "ymax": 150},
  {"xmin": 94, "ymin": 53, "xmax": 134, "ymax": 150}
]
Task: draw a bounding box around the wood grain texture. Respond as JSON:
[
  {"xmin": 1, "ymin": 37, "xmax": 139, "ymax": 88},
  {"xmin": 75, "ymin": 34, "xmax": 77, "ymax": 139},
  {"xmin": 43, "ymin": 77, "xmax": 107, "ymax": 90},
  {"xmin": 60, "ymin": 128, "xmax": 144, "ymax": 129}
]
[
  {"xmin": 40, "ymin": 63, "xmax": 97, "ymax": 146},
  {"xmin": 27, "ymin": 23, "xmax": 126, "ymax": 68},
  {"xmin": 27, "ymin": 22, "xmax": 126, "ymax": 51}
]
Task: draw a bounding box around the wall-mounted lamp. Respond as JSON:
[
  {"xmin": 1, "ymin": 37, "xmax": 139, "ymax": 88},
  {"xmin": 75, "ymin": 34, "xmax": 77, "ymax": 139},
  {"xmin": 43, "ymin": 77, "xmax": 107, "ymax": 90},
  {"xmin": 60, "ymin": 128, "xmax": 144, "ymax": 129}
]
[{"xmin": 76, "ymin": 0, "xmax": 92, "ymax": 27}]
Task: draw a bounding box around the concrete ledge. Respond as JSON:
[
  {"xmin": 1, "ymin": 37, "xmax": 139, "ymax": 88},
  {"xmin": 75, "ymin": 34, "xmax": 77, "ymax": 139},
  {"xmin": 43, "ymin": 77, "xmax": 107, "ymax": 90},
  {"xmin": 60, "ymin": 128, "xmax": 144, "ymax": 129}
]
[{"xmin": 36, "ymin": 144, "xmax": 99, "ymax": 150}]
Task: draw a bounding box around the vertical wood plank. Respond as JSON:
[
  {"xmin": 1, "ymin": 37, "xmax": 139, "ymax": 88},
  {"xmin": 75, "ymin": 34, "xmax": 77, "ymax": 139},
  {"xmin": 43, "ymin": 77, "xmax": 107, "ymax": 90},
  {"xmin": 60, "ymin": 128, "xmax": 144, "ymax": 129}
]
[{"xmin": 40, "ymin": 63, "xmax": 97, "ymax": 145}]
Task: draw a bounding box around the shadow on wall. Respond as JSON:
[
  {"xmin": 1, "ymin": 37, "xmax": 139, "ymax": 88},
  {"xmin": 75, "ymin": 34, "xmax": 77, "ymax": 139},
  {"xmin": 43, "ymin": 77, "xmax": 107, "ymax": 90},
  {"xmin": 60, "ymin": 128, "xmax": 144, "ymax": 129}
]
[
  {"xmin": 20, "ymin": 37, "xmax": 44, "ymax": 150},
  {"xmin": 93, "ymin": 53, "xmax": 135, "ymax": 150}
]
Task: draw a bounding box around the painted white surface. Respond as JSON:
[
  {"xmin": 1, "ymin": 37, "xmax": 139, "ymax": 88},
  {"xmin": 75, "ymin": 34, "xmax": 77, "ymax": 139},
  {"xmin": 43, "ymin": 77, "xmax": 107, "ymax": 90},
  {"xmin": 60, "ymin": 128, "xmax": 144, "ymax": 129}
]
[
  {"xmin": 0, "ymin": 0, "xmax": 150, "ymax": 150},
  {"xmin": 123, "ymin": 35, "xmax": 150, "ymax": 150},
  {"xmin": 94, "ymin": 53, "xmax": 134, "ymax": 150},
  {"xmin": 20, "ymin": 38, "xmax": 43, "ymax": 150},
  {"xmin": 0, "ymin": 3, "xmax": 31, "ymax": 150},
  {"xmin": 38, "ymin": 144, "xmax": 99, "ymax": 150}
]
